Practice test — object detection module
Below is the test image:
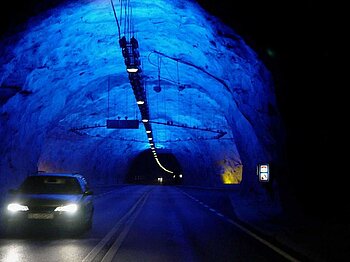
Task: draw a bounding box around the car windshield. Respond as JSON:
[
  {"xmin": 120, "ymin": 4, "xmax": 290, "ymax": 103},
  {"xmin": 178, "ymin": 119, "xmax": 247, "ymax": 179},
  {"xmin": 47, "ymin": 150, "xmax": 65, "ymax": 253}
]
[{"xmin": 18, "ymin": 176, "xmax": 82, "ymax": 194}]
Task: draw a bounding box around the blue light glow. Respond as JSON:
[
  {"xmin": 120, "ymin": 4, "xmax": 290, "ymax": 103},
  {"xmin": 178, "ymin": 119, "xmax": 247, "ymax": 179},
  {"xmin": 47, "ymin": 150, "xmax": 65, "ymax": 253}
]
[{"xmin": 0, "ymin": 0, "xmax": 283, "ymax": 192}]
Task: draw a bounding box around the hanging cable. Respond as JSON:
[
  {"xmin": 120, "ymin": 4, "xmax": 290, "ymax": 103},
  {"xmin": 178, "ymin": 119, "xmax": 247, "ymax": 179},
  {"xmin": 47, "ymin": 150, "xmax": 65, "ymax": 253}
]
[
  {"xmin": 110, "ymin": 0, "xmax": 121, "ymax": 39},
  {"xmin": 128, "ymin": 0, "xmax": 131, "ymax": 38},
  {"xmin": 131, "ymin": 4, "xmax": 134, "ymax": 37},
  {"xmin": 109, "ymin": 0, "xmax": 175, "ymax": 175},
  {"xmin": 119, "ymin": 0, "xmax": 123, "ymax": 30},
  {"xmin": 123, "ymin": 0, "xmax": 127, "ymax": 36},
  {"xmin": 128, "ymin": 0, "xmax": 132, "ymax": 38},
  {"xmin": 107, "ymin": 77, "xmax": 110, "ymax": 119},
  {"xmin": 177, "ymin": 61, "xmax": 180, "ymax": 123}
]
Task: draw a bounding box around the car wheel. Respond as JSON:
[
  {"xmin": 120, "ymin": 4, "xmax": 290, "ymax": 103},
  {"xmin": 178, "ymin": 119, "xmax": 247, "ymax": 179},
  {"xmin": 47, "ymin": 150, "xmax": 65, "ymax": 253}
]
[
  {"xmin": 85, "ymin": 209, "xmax": 93, "ymax": 230},
  {"xmin": 86, "ymin": 217, "xmax": 92, "ymax": 230},
  {"xmin": 3, "ymin": 220, "xmax": 21, "ymax": 237},
  {"xmin": 73, "ymin": 210, "xmax": 93, "ymax": 236}
]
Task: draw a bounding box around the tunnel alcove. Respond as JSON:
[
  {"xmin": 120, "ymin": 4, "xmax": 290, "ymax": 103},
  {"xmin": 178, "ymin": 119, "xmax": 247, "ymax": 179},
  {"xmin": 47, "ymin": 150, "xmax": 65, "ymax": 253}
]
[{"xmin": 125, "ymin": 149, "xmax": 183, "ymax": 185}]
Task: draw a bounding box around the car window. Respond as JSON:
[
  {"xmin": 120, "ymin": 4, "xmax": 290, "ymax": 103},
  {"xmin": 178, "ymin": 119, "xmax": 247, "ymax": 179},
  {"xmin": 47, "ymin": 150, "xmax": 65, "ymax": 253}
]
[{"xmin": 19, "ymin": 176, "xmax": 83, "ymax": 194}]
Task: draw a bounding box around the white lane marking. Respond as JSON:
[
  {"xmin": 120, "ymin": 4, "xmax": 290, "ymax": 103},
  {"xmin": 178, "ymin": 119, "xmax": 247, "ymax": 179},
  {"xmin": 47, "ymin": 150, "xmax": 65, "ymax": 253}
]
[
  {"xmin": 82, "ymin": 190, "xmax": 149, "ymax": 262},
  {"xmin": 101, "ymin": 192, "xmax": 149, "ymax": 262},
  {"xmin": 180, "ymin": 190, "xmax": 300, "ymax": 262}
]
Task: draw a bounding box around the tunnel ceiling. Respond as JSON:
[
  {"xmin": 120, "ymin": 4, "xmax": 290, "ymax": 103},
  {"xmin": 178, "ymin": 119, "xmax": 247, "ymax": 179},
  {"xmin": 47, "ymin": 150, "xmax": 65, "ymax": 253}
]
[{"xmin": 0, "ymin": 0, "xmax": 284, "ymax": 189}]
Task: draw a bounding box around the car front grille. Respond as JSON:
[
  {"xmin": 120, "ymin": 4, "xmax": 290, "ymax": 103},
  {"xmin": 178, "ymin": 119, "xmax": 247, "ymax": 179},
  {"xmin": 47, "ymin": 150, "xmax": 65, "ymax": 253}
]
[{"xmin": 28, "ymin": 206, "xmax": 56, "ymax": 212}]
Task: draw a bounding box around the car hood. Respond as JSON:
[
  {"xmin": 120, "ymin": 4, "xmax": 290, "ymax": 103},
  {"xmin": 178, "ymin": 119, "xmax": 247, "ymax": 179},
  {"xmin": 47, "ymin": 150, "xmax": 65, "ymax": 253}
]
[{"xmin": 8, "ymin": 194, "xmax": 83, "ymax": 206}]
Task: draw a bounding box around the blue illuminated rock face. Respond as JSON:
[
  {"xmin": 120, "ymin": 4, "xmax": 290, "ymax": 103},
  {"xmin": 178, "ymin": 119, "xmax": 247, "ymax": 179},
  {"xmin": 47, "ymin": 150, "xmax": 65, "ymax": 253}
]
[{"xmin": 0, "ymin": 0, "xmax": 284, "ymax": 198}]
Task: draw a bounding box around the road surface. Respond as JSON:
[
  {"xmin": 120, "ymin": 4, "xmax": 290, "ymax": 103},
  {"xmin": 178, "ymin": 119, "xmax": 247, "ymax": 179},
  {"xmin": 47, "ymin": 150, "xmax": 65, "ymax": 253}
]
[{"xmin": 0, "ymin": 185, "xmax": 300, "ymax": 262}]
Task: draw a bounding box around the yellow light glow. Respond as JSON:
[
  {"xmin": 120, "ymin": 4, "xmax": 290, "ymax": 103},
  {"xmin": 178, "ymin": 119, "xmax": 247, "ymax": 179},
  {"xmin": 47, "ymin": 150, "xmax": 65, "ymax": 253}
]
[{"xmin": 219, "ymin": 159, "xmax": 242, "ymax": 184}]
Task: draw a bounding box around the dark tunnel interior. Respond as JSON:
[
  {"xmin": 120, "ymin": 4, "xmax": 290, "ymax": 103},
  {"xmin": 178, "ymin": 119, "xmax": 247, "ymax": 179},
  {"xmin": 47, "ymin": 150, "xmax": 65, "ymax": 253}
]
[{"xmin": 126, "ymin": 150, "xmax": 183, "ymax": 185}]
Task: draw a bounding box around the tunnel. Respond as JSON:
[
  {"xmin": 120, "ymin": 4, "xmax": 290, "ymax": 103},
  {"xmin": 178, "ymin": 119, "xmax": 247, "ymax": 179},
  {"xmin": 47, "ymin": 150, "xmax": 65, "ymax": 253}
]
[
  {"xmin": 126, "ymin": 149, "xmax": 183, "ymax": 185},
  {"xmin": 0, "ymin": 0, "xmax": 341, "ymax": 240},
  {"xmin": 0, "ymin": 0, "xmax": 344, "ymax": 260},
  {"xmin": 0, "ymin": 0, "xmax": 283, "ymax": 195}
]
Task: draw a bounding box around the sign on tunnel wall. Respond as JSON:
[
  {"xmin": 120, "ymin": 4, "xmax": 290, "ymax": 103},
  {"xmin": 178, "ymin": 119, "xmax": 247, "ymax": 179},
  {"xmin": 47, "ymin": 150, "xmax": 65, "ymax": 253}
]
[
  {"xmin": 258, "ymin": 164, "xmax": 269, "ymax": 182},
  {"xmin": 106, "ymin": 120, "xmax": 139, "ymax": 129}
]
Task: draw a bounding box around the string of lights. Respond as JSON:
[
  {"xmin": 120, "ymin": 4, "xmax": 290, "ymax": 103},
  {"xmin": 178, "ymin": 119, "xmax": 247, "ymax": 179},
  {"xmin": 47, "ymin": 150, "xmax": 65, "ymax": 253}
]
[
  {"xmin": 110, "ymin": 0, "xmax": 174, "ymax": 174},
  {"xmin": 70, "ymin": 1, "xmax": 230, "ymax": 175}
]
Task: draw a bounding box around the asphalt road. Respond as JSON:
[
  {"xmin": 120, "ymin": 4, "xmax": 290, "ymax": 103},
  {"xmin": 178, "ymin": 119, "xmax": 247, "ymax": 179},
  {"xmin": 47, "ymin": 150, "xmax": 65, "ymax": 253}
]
[{"xmin": 0, "ymin": 185, "xmax": 299, "ymax": 262}]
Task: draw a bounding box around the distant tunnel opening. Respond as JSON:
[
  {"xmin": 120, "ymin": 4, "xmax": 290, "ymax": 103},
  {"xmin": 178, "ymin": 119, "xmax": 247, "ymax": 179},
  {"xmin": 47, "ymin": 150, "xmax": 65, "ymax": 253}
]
[{"xmin": 125, "ymin": 150, "xmax": 183, "ymax": 185}]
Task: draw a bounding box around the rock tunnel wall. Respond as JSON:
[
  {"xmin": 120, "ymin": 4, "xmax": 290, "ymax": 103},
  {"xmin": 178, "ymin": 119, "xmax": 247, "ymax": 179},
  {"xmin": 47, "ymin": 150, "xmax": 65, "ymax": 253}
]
[{"xmin": 0, "ymin": 0, "xmax": 285, "ymax": 206}]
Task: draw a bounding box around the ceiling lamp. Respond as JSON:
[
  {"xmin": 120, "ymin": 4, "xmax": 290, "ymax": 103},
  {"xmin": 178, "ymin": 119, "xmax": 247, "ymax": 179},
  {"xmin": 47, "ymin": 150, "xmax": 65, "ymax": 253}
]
[{"xmin": 126, "ymin": 67, "xmax": 138, "ymax": 73}]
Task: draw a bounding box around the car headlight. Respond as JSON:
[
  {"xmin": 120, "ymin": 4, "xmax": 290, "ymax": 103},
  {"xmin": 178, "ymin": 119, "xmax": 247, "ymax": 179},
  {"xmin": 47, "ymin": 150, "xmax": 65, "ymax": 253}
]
[
  {"xmin": 7, "ymin": 203, "xmax": 29, "ymax": 212},
  {"xmin": 54, "ymin": 204, "xmax": 78, "ymax": 213}
]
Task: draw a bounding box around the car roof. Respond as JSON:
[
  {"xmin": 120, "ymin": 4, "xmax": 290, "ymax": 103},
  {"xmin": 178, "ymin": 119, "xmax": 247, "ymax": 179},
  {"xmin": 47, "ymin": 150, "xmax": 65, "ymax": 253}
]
[{"xmin": 30, "ymin": 173, "xmax": 83, "ymax": 178}]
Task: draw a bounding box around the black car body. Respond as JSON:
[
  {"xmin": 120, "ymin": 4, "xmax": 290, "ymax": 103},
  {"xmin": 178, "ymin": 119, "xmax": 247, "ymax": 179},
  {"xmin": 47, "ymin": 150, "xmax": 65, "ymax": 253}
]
[{"xmin": 2, "ymin": 173, "xmax": 94, "ymax": 233}]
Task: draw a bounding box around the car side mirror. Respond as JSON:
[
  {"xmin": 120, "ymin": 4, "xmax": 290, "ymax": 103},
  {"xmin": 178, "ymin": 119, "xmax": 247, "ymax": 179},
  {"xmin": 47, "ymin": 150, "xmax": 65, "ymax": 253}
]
[
  {"xmin": 8, "ymin": 188, "xmax": 18, "ymax": 194},
  {"xmin": 84, "ymin": 190, "xmax": 93, "ymax": 195}
]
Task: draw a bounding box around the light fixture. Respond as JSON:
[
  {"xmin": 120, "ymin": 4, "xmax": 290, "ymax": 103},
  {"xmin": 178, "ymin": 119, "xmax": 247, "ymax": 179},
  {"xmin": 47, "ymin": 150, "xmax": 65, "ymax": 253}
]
[
  {"xmin": 148, "ymin": 137, "xmax": 152, "ymax": 140},
  {"xmin": 137, "ymin": 100, "xmax": 144, "ymax": 105},
  {"xmin": 146, "ymin": 130, "xmax": 151, "ymax": 133},
  {"xmin": 126, "ymin": 67, "xmax": 138, "ymax": 73},
  {"xmin": 142, "ymin": 119, "xmax": 149, "ymax": 123},
  {"xmin": 155, "ymin": 158, "xmax": 174, "ymax": 174}
]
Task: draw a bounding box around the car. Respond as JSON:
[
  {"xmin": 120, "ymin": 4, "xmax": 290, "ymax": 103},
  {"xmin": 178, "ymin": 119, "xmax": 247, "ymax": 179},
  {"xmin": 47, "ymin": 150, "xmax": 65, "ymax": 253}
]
[{"xmin": 2, "ymin": 172, "xmax": 94, "ymax": 235}]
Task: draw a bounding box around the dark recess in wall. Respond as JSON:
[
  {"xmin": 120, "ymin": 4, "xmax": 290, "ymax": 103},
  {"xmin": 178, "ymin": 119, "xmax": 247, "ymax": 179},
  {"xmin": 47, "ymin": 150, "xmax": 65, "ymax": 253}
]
[
  {"xmin": 196, "ymin": 0, "xmax": 344, "ymax": 217},
  {"xmin": 0, "ymin": 0, "xmax": 69, "ymax": 37},
  {"xmin": 126, "ymin": 150, "xmax": 182, "ymax": 185}
]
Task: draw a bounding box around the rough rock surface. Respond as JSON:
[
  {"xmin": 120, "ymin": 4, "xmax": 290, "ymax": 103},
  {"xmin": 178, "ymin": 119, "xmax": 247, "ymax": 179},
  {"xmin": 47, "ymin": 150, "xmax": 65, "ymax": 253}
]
[{"xmin": 0, "ymin": 0, "xmax": 284, "ymax": 199}]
